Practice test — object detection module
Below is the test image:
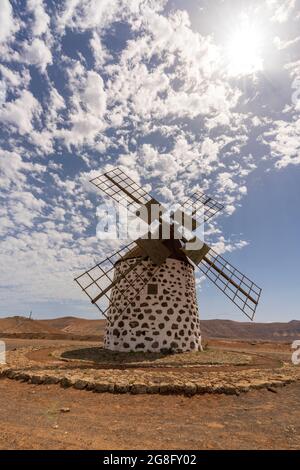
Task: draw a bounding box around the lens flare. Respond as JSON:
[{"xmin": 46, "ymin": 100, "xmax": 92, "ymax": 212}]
[{"xmin": 226, "ymin": 21, "xmax": 264, "ymax": 76}]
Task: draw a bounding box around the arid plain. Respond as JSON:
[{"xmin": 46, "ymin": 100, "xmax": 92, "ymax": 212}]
[{"xmin": 0, "ymin": 316, "xmax": 300, "ymax": 450}]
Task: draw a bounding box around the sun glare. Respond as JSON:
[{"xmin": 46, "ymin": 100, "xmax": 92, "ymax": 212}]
[{"xmin": 226, "ymin": 21, "xmax": 264, "ymax": 77}]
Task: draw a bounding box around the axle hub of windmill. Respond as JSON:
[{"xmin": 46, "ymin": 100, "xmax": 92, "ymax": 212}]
[{"xmin": 75, "ymin": 168, "xmax": 262, "ymax": 353}]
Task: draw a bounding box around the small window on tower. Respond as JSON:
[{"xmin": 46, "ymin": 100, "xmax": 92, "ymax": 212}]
[{"xmin": 147, "ymin": 283, "xmax": 158, "ymax": 295}]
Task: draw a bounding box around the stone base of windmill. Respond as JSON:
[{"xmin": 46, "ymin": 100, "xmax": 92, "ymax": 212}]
[{"xmin": 104, "ymin": 257, "xmax": 203, "ymax": 353}]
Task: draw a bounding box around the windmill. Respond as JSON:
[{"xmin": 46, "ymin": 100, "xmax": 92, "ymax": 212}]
[{"xmin": 75, "ymin": 167, "xmax": 261, "ymax": 352}]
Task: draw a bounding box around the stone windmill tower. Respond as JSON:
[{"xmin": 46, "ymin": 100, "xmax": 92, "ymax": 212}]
[{"xmin": 75, "ymin": 168, "xmax": 261, "ymax": 352}]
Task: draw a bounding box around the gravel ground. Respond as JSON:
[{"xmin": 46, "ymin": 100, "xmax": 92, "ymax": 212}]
[
  {"xmin": 0, "ymin": 337, "xmax": 299, "ymax": 449},
  {"xmin": 0, "ymin": 377, "xmax": 300, "ymax": 449}
]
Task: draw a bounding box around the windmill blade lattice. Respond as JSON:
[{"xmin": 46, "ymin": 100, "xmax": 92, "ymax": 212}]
[
  {"xmin": 90, "ymin": 167, "xmax": 160, "ymax": 221},
  {"xmin": 198, "ymin": 247, "xmax": 261, "ymax": 320},
  {"xmin": 90, "ymin": 168, "xmax": 223, "ymax": 228},
  {"xmin": 180, "ymin": 190, "xmax": 224, "ymax": 226},
  {"xmin": 74, "ymin": 241, "xmax": 160, "ymax": 321}
]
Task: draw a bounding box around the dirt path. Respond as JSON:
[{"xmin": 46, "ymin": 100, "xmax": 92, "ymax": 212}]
[{"xmin": 0, "ymin": 377, "xmax": 300, "ymax": 450}]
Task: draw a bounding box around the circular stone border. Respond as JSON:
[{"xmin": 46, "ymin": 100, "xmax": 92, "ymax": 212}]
[
  {"xmin": 1, "ymin": 367, "xmax": 299, "ymax": 396},
  {"xmin": 1, "ymin": 345, "xmax": 299, "ymax": 396}
]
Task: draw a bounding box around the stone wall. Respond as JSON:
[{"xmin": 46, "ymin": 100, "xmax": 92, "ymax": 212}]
[{"xmin": 104, "ymin": 257, "xmax": 202, "ymax": 352}]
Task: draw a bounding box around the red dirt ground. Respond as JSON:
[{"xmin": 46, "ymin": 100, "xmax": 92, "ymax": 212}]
[
  {"xmin": 0, "ymin": 338, "xmax": 299, "ymax": 449},
  {"xmin": 0, "ymin": 377, "xmax": 299, "ymax": 450}
]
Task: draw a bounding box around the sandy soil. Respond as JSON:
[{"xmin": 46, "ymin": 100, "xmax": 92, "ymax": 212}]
[
  {"xmin": 0, "ymin": 377, "xmax": 300, "ymax": 450},
  {"xmin": 0, "ymin": 338, "xmax": 299, "ymax": 450}
]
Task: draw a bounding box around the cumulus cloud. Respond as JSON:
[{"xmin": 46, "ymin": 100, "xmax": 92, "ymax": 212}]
[
  {"xmin": 56, "ymin": 0, "xmax": 148, "ymax": 33},
  {"xmin": 0, "ymin": 89, "xmax": 40, "ymax": 134},
  {"xmin": 83, "ymin": 71, "xmax": 107, "ymax": 117},
  {"xmin": 212, "ymin": 236, "xmax": 249, "ymax": 255},
  {"xmin": 27, "ymin": 0, "xmax": 50, "ymax": 36},
  {"xmin": 29, "ymin": 85, "xmax": 65, "ymax": 153},
  {"xmin": 22, "ymin": 38, "xmax": 52, "ymax": 72},
  {"xmin": 0, "ymin": 152, "xmax": 25, "ymax": 189},
  {"xmin": 0, "ymin": 0, "xmax": 17, "ymax": 43},
  {"xmin": 274, "ymin": 35, "xmax": 300, "ymax": 50},
  {"xmin": 103, "ymin": 9, "xmax": 239, "ymax": 128},
  {"xmin": 217, "ymin": 172, "xmax": 238, "ymax": 193},
  {"xmin": 267, "ymin": 0, "xmax": 296, "ymax": 23},
  {"xmin": 0, "ymin": 150, "xmax": 46, "ymax": 197},
  {"xmin": 140, "ymin": 144, "xmax": 180, "ymax": 181},
  {"xmin": 57, "ymin": 67, "xmax": 107, "ymax": 148},
  {"xmin": 89, "ymin": 31, "xmax": 110, "ymax": 67},
  {"xmin": 0, "ymin": 80, "xmax": 6, "ymax": 105},
  {"xmin": 3, "ymin": 188, "xmax": 47, "ymax": 234},
  {"xmin": 266, "ymin": 118, "xmax": 300, "ymax": 168},
  {"xmin": 0, "ymin": 64, "xmax": 25, "ymax": 87},
  {"xmin": 285, "ymin": 59, "xmax": 300, "ymax": 80},
  {"xmin": 201, "ymin": 138, "xmax": 220, "ymax": 164}
]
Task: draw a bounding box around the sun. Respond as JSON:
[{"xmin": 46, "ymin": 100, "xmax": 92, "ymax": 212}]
[{"xmin": 225, "ymin": 20, "xmax": 264, "ymax": 77}]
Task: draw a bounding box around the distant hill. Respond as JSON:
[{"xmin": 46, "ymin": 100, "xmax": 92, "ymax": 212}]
[
  {"xmin": 41, "ymin": 317, "xmax": 106, "ymax": 336},
  {"xmin": 0, "ymin": 316, "xmax": 104, "ymax": 340},
  {"xmin": 0, "ymin": 316, "xmax": 60, "ymax": 335},
  {"xmin": 0, "ymin": 316, "xmax": 299, "ymax": 342},
  {"xmin": 200, "ymin": 319, "xmax": 300, "ymax": 342}
]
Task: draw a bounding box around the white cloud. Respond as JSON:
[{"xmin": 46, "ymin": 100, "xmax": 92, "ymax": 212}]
[
  {"xmin": 27, "ymin": 0, "xmax": 50, "ymax": 36},
  {"xmin": 11, "ymin": 190, "xmax": 46, "ymax": 212},
  {"xmin": 57, "ymin": 67, "xmax": 107, "ymax": 148},
  {"xmin": 274, "ymin": 35, "xmax": 300, "ymax": 50},
  {"xmin": 201, "ymin": 137, "xmax": 220, "ymax": 163},
  {"xmin": 239, "ymin": 186, "xmax": 248, "ymax": 195},
  {"xmin": 0, "ymin": 65, "xmax": 23, "ymax": 87},
  {"xmin": 56, "ymin": 0, "xmax": 118, "ymax": 33},
  {"xmin": 0, "ymin": 90, "xmax": 41, "ymax": 134},
  {"xmin": 266, "ymin": 118, "xmax": 300, "ymax": 168},
  {"xmin": 83, "ymin": 71, "xmax": 106, "ymax": 117},
  {"xmin": 157, "ymin": 186, "xmax": 174, "ymax": 202},
  {"xmin": 46, "ymin": 86, "xmax": 65, "ymax": 125},
  {"xmin": 56, "ymin": 0, "xmax": 151, "ymax": 33},
  {"xmin": 205, "ymin": 111, "xmax": 231, "ymax": 130},
  {"xmin": 0, "ymin": 0, "xmax": 17, "ymax": 43},
  {"xmin": 212, "ymin": 236, "xmax": 249, "ymax": 255},
  {"xmin": 51, "ymin": 207, "xmax": 66, "ymax": 221},
  {"xmin": 267, "ymin": 0, "xmax": 296, "ymax": 23},
  {"xmin": 0, "ymin": 226, "xmax": 95, "ymax": 307},
  {"xmin": 0, "ymin": 150, "xmax": 28, "ymax": 190},
  {"xmin": 30, "ymin": 2, "xmax": 244, "ymax": 162},
  {"xmin": 90, "ymin": 31, "xmax": 110, "ymax": 67},
  {"xmin": 217, "ymin": 172, "xmax": 238, "ymax": 193},
  {"xmin": 0, "ymin": 149, "xmax": 46, "ymax": 190},
  {"xmin": 59, "ymin": 110, "xmax": 106, "ymax": 149},
  {"xmin": 5, "ymin": 190, "xmax": 46, "ymax": 229},
  {"xmin": 285, "ymin": 59, "xmax": 300, "ymax": 80},
  {"xmin": 101, "ymin": 7, "xmax": 242, "ymax": 136},
  {"xmin": 140, "ymin": 144, "xmax": 179, "ymax": 181},
  {"xmin": 29, "ymin": 85, "xmax": 65, "ymax": 153},
  {"xmin": 22, "ymin": 38, "xmax": 52, "ymax": 72},
  {"xmin": 0, "ymin": 80, "xmax": 6, "ymax": 105}
]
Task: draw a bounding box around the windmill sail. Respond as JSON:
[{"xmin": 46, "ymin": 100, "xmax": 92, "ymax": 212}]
[
  {"xmin": 90, "ymin": 168, "xmax": 223, "ymax": 230},
  {"xmin": 179, "ymin": 190, "xmax": 224, "ymax": 227},
  {"xmin": 74, "ymin": 241, "xmax": 160, "ymax": 320},
  {"xmin": 90, "ymin": 167, "xmax": 162, "ymax": 223},
  {"xmin": 182, "ymin": 242, "xmax": 261, "ymax": 320}
]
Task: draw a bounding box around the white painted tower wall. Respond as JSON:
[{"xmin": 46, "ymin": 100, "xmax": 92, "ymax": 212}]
[{"xmin": 104, "ymin": 258, "xmax": 202, "ymax": 352}]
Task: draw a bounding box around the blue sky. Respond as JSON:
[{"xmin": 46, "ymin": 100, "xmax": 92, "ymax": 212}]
[{"xmin": 0, "ymin": 0, "xmax": 299, "ymax": 322}]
